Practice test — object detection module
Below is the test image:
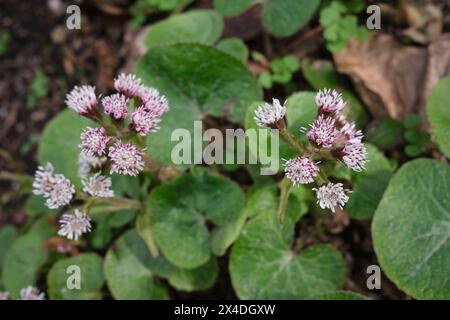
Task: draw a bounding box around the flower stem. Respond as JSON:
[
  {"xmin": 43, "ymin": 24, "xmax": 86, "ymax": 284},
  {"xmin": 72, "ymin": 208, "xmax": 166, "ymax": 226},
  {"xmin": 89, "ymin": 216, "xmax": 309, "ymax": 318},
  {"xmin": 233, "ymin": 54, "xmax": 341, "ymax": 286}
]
[
  {"xmin": 277, "ymin": 126, "xmax": 308, "ymax": 155},
  {"xmin": 136, "ymin": 206, "xmax": 159, "ymax": 257},
  {"xmin": 277, "ymin": 177, "xmax": 293, "ymax": 224}
]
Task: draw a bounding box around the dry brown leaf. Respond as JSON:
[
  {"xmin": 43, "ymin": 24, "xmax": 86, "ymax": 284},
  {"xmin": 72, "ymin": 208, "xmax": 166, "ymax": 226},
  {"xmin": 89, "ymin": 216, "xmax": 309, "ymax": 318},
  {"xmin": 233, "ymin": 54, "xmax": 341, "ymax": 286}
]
[{"xmin": 334, "ymin": 33, "xmax": 450, "ymax": 121}]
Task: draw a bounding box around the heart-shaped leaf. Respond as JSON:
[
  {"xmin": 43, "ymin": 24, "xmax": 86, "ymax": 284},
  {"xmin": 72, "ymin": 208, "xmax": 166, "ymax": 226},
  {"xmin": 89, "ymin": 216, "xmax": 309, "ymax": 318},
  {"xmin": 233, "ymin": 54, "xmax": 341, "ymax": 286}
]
[
  {"xmin": 245, "ymin": 91, "xmax": 318, "ymax": 172},
  {"xmin": 310, "ymin": 291, "xmax": 369, "ymax": 300},
  {"xmin": 427, "ymin": 77, "xmax": 450, "ymax": 159},
  {"xmin": 230, "ymin": 212, "xmax": 346, "ymax": 299},
  {"xmin": 214, "ymin": 0, "xmax": 320, "ymax": 38},
  {"xmin": 3, "ymin": 234, "xmax": 48, "ymax": 299},
  {"xmin": 104, "ymin": 230, "xmax": 169, "ymax": 299},
  {"xmin": 216, "ymin": 38, "xmax": 249, "ymax": 63},
  {"xmin": 148, "ymin": 168, "xmax": 245, "ymax": 269},
  {"xmin": 372, "ymin": 159, "xmax": 450, "ymax": 299},
  {"xmin": 47, "ymin": 253, "xmax": 104, "ymax": 300},
  {"xmin": 145, "ymin": 10, "xmax": 223, "ymax": 48},
  {"xmin": 261, "ymin": 0, "xmax": 321, "ymax": 38},
  {"xmin": 0, "ymin": 226, "xmax": 17, "ymax": 270},
  {"xmin": 38, "ymin": 109, "xmax": 95, "ymax": 187},
  {"xmin": 347, "ymin": 144, "xmax": 394, "ymax": 220},
  {"xmin": 136, "ymin": 43, "xmax": 262, "ymax": 165}
]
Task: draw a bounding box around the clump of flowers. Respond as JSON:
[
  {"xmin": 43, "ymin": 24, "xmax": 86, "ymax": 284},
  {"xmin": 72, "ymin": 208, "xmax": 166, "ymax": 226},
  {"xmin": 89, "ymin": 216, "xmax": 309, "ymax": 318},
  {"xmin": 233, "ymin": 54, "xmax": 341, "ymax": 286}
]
[
  {"xmin": 31, "ymin": 73, "xmax": 169, "ymax": 242},
  {"xmin": 20, "ymin": 286, "xmax": 46, "ymax": 300},
  {"xmin": 255, "ymin": 89, "xmax": 367, "ymax": 214}
]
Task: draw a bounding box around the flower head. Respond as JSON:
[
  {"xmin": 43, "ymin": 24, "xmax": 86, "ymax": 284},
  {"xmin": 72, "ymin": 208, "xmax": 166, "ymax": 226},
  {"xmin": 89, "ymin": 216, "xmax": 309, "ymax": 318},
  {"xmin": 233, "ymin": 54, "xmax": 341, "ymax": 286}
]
[
  {"xmin": 315, "ymin": 89, "xmax": 345, "ymax": 114},
  {"xmin": 306, "ymin": 115, "xmax": 339, "ymax": 148},
  {"xmin": 138, "ymin": 86, "xmax": 169, "ymax": 117},
  {"xmin": 65, "ymin": 85, "xmax": 97, "ymax": 114},
  {"xmin": 20, "ymin": 286, "xmax": 45, "ymax": 300},
  {"xmin": 78, "ymin": 151, "xmax": 107, "ymax": 178},
  {"xmin": 79, "ymin": 127, "xmax": 110, "ymax": 157},
  {"xmin": 131, "ymin": 106, "xmax": 161, "ymax": 136},
  {"xmin": 33, "ymin": 163, "xmax": 56, "ymax": 196},
  {"xmin": 114, "ymin": 73, "xmax": 142, "ymax": 96},
  {"xmin": 0, "ymin": 291, "xmax": 9, "ymax": 300},
  {"xmin": 58, "ymin": 209, "xmax": 92, "ymax": 241},
  {"xmin": 33, "ymin": 164, "xmax": 75, "ymax": 209},
  {"xmin": 45, "ymin": 174, "xmax": 75, "ymax": 209},
  {"xmin": 313, "ymin": 182, "xmax": 350, "ymax": 212},
  {"xmin": 254, "ymin": 98, "xmax": 286, "ymax": 127},
  {"xmin": 101, "ymin": 93, "xmax": 129, "ymax": 120},
  {"xmin": 340, "ymin": 122, "xmax": 363, "ymax": 143},
  {"xmin": 342, "ymin": 142, "xmax": 368, "ymax": 172},
  {"xmin": 284, "ymin": 156, "xmax": 319, "ymax": 185},
  {"xmin": 108, "ymin": 140, "xmax": 145, "ymax": 176},
  {"xmin": 82, "ymin": 173, "xmax": 114, "ymax": 198}
]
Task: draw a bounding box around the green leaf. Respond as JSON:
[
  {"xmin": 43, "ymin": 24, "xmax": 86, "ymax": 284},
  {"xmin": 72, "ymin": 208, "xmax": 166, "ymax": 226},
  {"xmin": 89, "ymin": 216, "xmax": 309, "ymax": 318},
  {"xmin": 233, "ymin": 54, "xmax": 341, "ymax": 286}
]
[
  {"xmin": 246, "ymin": 182, "xmax": 306, "ymax": 222},
  {"xmin": 104, "ymin": 230, "xmax": 169, "ymax": 299},
  {"xmin": 213, "ymin": 0, "xmax": 256, "ymax": 17},
  {"xmin": 168, "ymin": 258, "xmax": 218, "ymax": 291},
  {"xmin": 309, "ymin": 291, "xmax": 369, "ymax": 300},
  {"xmin": 138, "ymin": 0, "xmax": 193, "ymax": 11},
  {"xmin": 427, "ymin": 77, "xmax": 450, "ymax": 159},
  {"xmin": 0, "ymin": 29, "xmax": 11, "ymax": 56},
  {"xmin": 145, "ymin": 10, "xmax": 223, "ymax": 48},
  {"xmin": 25, "ymin": 194, "xmax": 55, "ymax": 217},
  {"xmin": 285, "ymin": 91, "xmax": 318, "ymax": 143},
  {"xmin": 3, "ymin": 234, "xmax": 48, "ymax": 299},
  {"xmin": 244, "ymin": 92, "xmax": 316, "ymax": 174},
  {"xmin": 148, "ymin": 168, "xmax": 245, "ymax": 268},
  {"xmin": 262, "ymin": 0, "xmax": 320, "ymax": 38},
  {"xmin": 89, "ymin": 222, "xmax": 112, "ymax": 250},
  {"xmin": 48, "ymin": 253, "xmax": 104, "ymax": 300},
  {"xmin": 404, "ymin": 144, "xmax": 423, "ymax": 157},
  {"xmin": 319, "ymin": 1, "xmax": 346, "ymax": 26},
  {"xmin": 372, "ymin": 159, "xmax": 450, "ymax": 299},
  {"xmin": 282, "ymin": 55, "xmax": 300, "ymax": 73},
  {"xmin": 258, "ymin": 72, "xmax": 273, "ymax": 89},
  {"xmin": 0, "ymin": 226, "xmax": 17, "ymax": 269},
  {"xmin": 216, "ymin": 38, "xmax": 249, "ymax": 63},
  {"xmin": 403, "ymin": 114, "xmax": 421, "ymax": 129},
  {"xmin": 302, "ymin": 59, "xmax": 343, "ymax": 90},
  {"xmin": 136, "ymin": 43, "xmax": 262, "ymax": 165},
  {"xmin": 38, "ymin": 109, "xmax": 96, "ymax": 188},
  {"xmin": 342, "ymin": 92, "xmax": 369, "ymax": 129},
  {"xmin": 366, "ymin": 118, "xmax": 404, "ymax": 149},
  {"xmin": 346, "ymin": 143, "xmax": 395, "ymax": 221},
  {"xmin": 27, "ymin": 70, "xmax": 48, "ymax": 109},
  {"xmin": 28, "ymin": 216, "xmax": 58, "ymax": 239},
  {"xmin": 230, "ymin": 212, "xmax": 346, "ymax": 299},
  {"xmin": 211, "ymin": 211, "xmax": 247, "ymax": 256}
]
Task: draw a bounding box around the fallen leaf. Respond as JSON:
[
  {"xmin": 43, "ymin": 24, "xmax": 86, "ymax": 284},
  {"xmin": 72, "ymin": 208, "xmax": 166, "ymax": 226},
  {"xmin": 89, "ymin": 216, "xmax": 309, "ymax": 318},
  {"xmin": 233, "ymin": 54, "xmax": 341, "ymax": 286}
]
[{"xmin": 334, "ymin": 33, "xmax": 450, "ymax": 124}]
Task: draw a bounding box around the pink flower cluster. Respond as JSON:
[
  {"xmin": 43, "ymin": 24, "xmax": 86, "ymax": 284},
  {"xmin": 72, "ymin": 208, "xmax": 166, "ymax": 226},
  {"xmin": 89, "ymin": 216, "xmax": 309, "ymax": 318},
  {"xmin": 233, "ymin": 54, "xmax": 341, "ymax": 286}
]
[
  {"xmin": 271, "ymin": 89, "xmax": 368, "ymax": 213},
  {"xmin": 307, "ymin": 89, "xmax": 367, "ymax": 172},
  {"xmin": 66, "ymin": 73, "xmax": 169, "ymax": 176}
]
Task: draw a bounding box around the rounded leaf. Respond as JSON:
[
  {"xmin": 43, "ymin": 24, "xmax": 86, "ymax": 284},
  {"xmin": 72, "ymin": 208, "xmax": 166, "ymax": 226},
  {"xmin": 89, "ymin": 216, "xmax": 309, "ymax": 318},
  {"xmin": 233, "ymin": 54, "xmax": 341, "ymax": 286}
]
[
  {"xmin": 3, "ymin": 234, "xmax": 48, "ymax": 299},
  {"xmin": 372, "ymin": 159, "xmax": 450, "ymax": 299},
  {"xmin": 230, "ymin": 212, "xmax": 346, "ymax": 299},
  {"xmin": 104, "ymin": 230, "xmax": 169, "ymax": 300},
  {"xmin": 37, "ymin": 109, "xmax": 95, "ymax": 187},
  {"xmin": 136, "ymin": 43, "xmax": 262, "ymax": 164},
  {"xmin": 145, "ymin": 10, "xmax": 223, "ymax": 48},
  {"xmin": 262, "ymin": 0, "xmax": 320, "ymax": 38},
  {"xmin": 47, "ymin": 253, "xmax": 104, "ymax": 300},
  {"xmin": 427, "ymin": 77, "xmax": 450, "ymax": 158},
  {"xmin": 148, "ymin": 168, "xmax": 245, "ymax": 269}
]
